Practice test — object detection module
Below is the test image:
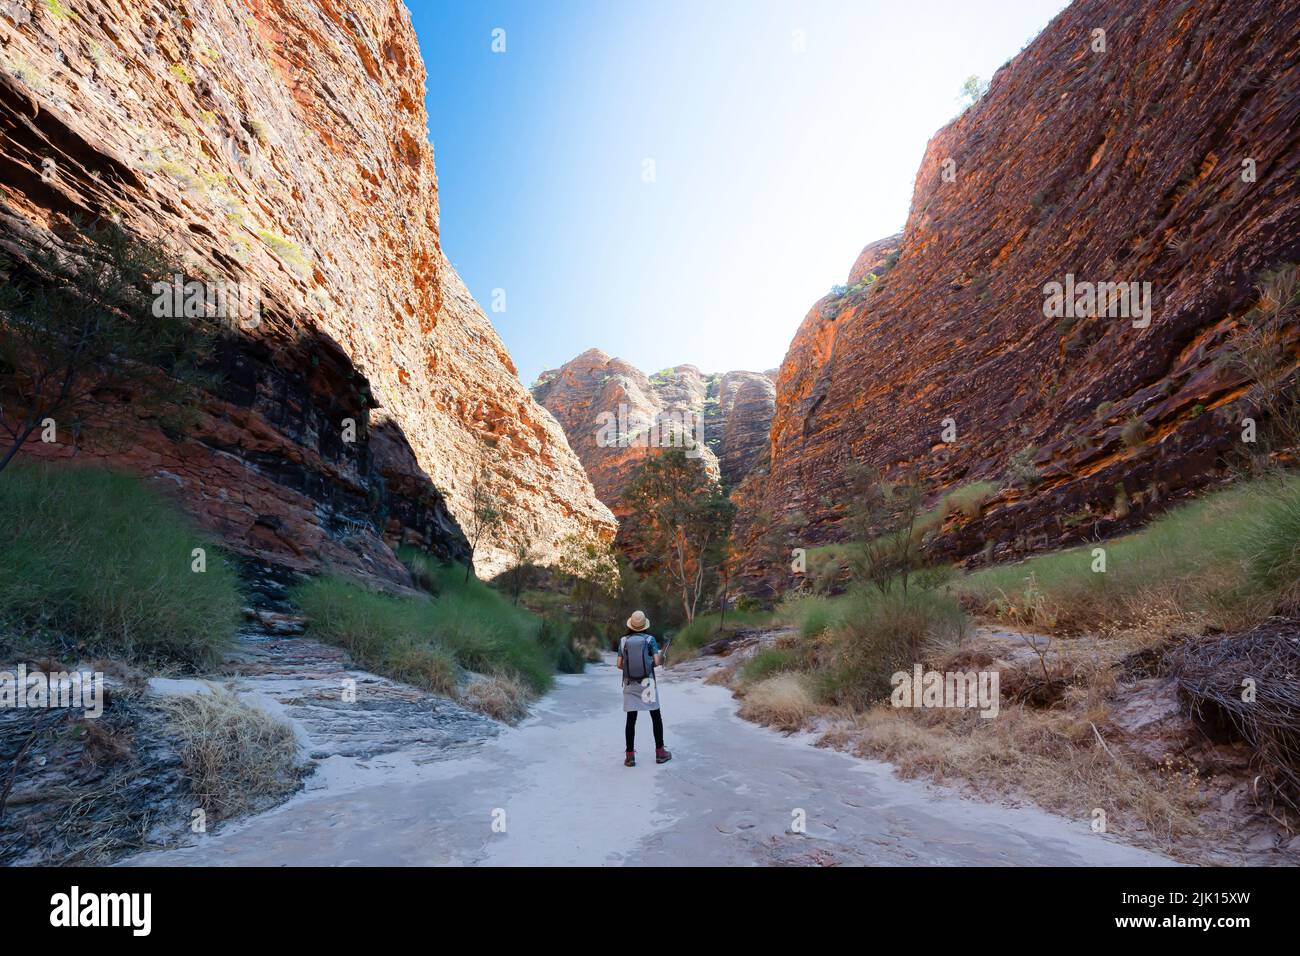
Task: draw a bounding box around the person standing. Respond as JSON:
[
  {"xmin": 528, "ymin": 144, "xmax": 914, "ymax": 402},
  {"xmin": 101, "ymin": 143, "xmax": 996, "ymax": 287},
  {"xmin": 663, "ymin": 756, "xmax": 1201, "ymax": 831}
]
[{"xmin": 616, "ymin": 610, "xmax": 672, "ymax": 767}]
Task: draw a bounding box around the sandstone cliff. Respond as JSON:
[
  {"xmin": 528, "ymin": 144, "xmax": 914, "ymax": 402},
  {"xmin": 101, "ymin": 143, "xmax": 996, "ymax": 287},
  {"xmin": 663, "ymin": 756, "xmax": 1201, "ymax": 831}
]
[
  {"xmin": 0, "ymin": 0, "xmax": 613, "ymax": 581},
  {"xmin": 532, "ymin": 349, "xmax": 774, "ymax": 518},
  {"xmin": 737, "ymin": 0, "xmax": 1300, "ymax": 579}
]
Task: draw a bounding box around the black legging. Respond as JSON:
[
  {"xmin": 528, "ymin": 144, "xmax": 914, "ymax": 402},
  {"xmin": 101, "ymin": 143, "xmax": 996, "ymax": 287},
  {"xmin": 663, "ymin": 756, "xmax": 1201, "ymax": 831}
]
[{"xmin": 625, "ymin": 709, "xmax": 664, "ymax": 751}]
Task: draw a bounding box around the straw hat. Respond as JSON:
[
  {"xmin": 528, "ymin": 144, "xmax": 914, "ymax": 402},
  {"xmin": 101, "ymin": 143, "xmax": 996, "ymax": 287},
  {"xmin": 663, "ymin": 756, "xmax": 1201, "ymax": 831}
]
[{"xmin": 626, "ymin": 610, "xmax": 650, "ymax": 632}]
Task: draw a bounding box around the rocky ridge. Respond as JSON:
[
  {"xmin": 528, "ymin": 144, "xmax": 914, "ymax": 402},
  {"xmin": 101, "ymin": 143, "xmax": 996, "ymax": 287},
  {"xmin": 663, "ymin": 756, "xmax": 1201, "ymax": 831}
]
[
  {"xmin": 531, "ymin": 348, "xmax": 775, "ymax": 518},
  {"xmin": 736, "ymin": 0, "xmax": 1300, "ymax": 580},
  {"xmin": 0, "ymin": 0, "xmax": 613, "ymax": 581}
]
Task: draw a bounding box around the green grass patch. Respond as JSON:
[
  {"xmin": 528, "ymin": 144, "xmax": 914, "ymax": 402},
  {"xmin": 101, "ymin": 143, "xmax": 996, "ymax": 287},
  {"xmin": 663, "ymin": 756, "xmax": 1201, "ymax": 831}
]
[
  {"xmin": 959, "ymin": 474, "xmax": 1300, "ymax": 632},
  {"xmin": 738, "ymin": 644, "xmax": 812, "ymax": 685},
  {"xmin": 666, "ymin": 609, "xmax": 774, "ymax": 657},
  {"xmin": 774, "ymin": 592, "xmax": 843, "ymax": 638},
  {"xmin": 0, "ymin": 463, "xmax": 241, "ymax": 667},
  {"xmin": 287, "ymin": 576, "xmax": 459, "ymax": 693},
  {"xmin": 292, "ymin": 558, "xmax": 581, "ymax": 694},
  {"xmin": 940, "ymin": 480, "xmax": 998, "ymax": 519}
]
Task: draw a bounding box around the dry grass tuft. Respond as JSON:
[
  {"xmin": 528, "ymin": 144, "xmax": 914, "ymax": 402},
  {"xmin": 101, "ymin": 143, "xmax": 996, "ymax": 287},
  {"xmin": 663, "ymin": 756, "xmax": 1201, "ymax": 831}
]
[
  {"xmin": 737, "ymin": 674, "xmax": 821, "ymax": 732},
  {"xmin": 461, "ymin": 674, "xmax": 532, "ymax": 723},
  {"xmin": 158, "ymin": 687, "xmax": 301, "ymax": 820},
  {"xmin": 819, "ymin": 699, "xmax": 1206, "ymax": 853},
  {"xmin": 75, "ymin": 717, "xmax": 134, "ymax": 769}
]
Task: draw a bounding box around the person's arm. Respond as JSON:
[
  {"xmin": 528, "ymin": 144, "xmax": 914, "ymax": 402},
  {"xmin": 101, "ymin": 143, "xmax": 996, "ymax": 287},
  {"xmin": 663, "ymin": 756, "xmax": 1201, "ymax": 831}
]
[{"xmin": 652, "ymin": 637, "xmax": 663, "ymax": 667}]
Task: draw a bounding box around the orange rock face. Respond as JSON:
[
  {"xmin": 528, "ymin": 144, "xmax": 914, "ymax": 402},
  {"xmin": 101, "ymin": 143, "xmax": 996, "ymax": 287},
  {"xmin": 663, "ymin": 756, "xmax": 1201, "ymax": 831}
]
[
  {"xmin": 0, "ymin": 0, "xmax": 613, "ymax": 580},
  {"xmin": 532, "ymin": 349, "xmax": 775, "ymax": 521},
  {"xmin": 737, "ymin": 0, "xmax": 1300, "ymax": 581}
]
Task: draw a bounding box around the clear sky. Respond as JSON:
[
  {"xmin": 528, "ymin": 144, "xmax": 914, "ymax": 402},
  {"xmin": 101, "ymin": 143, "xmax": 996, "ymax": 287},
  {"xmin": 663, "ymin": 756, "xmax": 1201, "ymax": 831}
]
[{"xmin": 412, "ymin": 0, "xmax": 1070, "ymax": 386}]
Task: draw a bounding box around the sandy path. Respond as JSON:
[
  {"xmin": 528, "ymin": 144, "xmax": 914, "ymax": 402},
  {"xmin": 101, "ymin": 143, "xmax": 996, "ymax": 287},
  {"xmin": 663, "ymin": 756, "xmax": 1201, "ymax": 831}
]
[{"xmin": 127, "ymin": 657, "xmax": 1175, "ymax": 867}]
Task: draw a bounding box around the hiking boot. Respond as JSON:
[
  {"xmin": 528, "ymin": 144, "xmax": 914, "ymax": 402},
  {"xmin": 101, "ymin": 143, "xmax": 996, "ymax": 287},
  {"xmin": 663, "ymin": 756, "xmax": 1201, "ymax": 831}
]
[
  {"xmin": 624, "ymin": 751, "xmax": 636, "ymax": 767},
  {"xmin": 655, "ymin": 747, "xmax": 672, "ymax": 764}
]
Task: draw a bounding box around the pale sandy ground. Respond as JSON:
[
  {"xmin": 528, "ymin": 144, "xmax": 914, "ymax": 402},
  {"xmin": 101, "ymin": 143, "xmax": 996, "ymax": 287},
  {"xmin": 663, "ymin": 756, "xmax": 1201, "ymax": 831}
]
[{"xmin": 126, "ymin": 656, "xmax": 1176, "ymax": 866}]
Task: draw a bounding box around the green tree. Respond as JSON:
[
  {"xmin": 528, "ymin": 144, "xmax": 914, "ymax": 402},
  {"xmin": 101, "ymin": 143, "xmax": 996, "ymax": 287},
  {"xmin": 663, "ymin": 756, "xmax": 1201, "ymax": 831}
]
[
  {"xmin": 749, "ymin": 506, "xmax": 807, "ymax": 598},
  {"xmin": 622, "ymin": 447, "xmax": 736, "ymax": 624},
  {"xmin": 556, "ymin": 532, "xmax": 619, "ymax": 641},
  {"xmin": 958, "ymin": 75, "xmax": 985, "ymax": 110},
  {"xmin": 844, "ymin": 462, "xmax": 927, "ymax": 595},
  {"xmin": 0, "ymin": 221, "xmax": 218, "ymax": 475},
  {"xmin": 463, "ymin": 454, "xmax": 504, "ymax": 583},
  {"xmin": 500, "ymin": 538, "xmax": 536, "ymax": 605}
]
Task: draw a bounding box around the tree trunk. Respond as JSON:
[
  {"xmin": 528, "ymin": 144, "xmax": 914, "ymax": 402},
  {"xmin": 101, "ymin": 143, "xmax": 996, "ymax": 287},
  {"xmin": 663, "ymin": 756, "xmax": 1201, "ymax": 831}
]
[{"xmin": 0, "ymin": 424, "xmax": 39, "ymax": 476}]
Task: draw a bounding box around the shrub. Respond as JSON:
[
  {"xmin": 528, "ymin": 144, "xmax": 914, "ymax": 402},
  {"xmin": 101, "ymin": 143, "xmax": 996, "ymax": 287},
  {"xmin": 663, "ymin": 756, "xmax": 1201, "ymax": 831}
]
[
  {"xmin": 396, "ymin": 544, "xmax": 441, "ymax": 594},
  {"xmin": 288, "ymin": 576, "xmax": 460, "ymax": 693},
  {"xmin": 1004, "ymin": 446, "xmax": 1041, "ymax": 488},
  {"xmin": 668, "ymin": 608, "xmax": 773, "ymax": 657},
  {"xmin": 738, "ymin": 644, "xmax": 810, "ymax": 685},
  {"xmin": 1246, "ymin": 479, "xmax": 1300, "ymax": 610},
  {"xmin": 842, "ymin": 462, "xmax": 928, "ymax": 593},
  {"xmin": 1221, "ymin": 264, "xmax": 1300, "ymax": 452},
  {"xmin": 537, "ymin": 615, "xmax": 584, "ymax": 674},
  {"xmin": 461, "ymin": 674, "xmax": 531, "ymax": 723},
  {"xmin": 0, "ymin": 463, "xmax": 241, "ymax": 667},
  {"xmin": 816, "ymin": 590, "xmax": 967, "ymax": 709},
  {"xmin": 804, "ymin": 543, "xmax": 854, "ymax": 594}
]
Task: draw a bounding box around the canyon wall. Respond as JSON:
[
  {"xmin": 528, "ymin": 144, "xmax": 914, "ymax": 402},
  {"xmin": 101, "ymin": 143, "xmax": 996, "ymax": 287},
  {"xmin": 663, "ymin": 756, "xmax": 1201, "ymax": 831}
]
[
  {"xmin": 0, "ymin": 0, "xmax": 613, "ymax": 582},
  {"xmin": 737, "ymin": 0, "xmax": 1300, "ymax": 581},
  {"xmin": 532, "ymin": 349, "xmax": 775, "ymax": 519}
]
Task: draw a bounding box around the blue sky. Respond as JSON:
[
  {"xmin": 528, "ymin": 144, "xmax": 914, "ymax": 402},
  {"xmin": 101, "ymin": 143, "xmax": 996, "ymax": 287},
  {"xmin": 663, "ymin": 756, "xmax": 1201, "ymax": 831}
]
[{"xmin": 412, "ymin": 0, "xmax": 1070, "ymax": 386}]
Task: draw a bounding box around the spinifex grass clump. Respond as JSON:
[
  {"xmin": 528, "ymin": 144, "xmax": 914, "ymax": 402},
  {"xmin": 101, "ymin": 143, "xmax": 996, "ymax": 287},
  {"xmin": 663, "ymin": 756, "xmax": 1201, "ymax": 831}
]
[
  {"xmin": 293, "ymin": 558, "xmax": 577, "ymax": 698},
  {"xmin": 0, "ymin": 463, "xmax": 241, "ymax": 667},
  {"xmin": 288, "ymin": 577, "xmax": 460, "ymax": 694},
  {"xmin": 939, "ymin": 480, "xmax": 999, "ymax": 519}
]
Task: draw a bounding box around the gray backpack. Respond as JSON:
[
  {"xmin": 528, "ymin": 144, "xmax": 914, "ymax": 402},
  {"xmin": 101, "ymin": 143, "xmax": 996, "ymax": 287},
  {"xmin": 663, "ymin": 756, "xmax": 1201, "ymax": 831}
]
[{"xmin": 622, "ymin": 633, "xmax": 654, "ymax": 681}]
